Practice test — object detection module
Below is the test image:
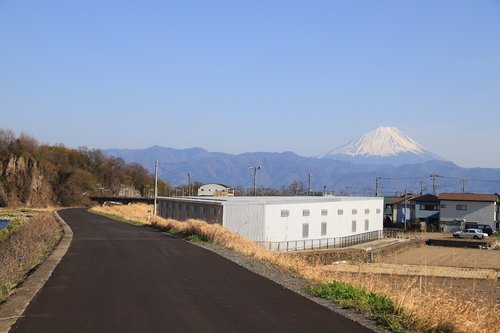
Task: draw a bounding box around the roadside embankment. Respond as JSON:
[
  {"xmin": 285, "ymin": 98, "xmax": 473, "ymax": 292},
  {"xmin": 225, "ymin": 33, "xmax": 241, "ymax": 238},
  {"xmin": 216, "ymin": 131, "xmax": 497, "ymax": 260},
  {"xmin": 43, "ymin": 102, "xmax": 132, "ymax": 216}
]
[{"xmin": 0, "ymin": 209, "xmax": 62, "ymax": 303}]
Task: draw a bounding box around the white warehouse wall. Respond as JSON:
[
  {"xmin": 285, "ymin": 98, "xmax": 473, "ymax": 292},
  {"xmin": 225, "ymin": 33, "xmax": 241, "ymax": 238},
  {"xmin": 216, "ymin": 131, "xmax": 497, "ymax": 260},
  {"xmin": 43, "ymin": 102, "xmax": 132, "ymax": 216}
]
[
  {"xmin": 263, "ymin": 198, "xmax": 383, "ymax": 242},
  {"xmin": 223, "ymin": 203, "xmax": 266, "ymax": 241}
]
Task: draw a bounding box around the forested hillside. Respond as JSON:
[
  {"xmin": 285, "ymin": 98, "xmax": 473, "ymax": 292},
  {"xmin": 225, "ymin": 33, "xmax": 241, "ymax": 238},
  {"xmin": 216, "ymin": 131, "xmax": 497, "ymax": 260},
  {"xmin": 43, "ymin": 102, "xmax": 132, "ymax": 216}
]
[{"xmin": 0, "ymin": 129, "xmax": 166, "ymax": 207}]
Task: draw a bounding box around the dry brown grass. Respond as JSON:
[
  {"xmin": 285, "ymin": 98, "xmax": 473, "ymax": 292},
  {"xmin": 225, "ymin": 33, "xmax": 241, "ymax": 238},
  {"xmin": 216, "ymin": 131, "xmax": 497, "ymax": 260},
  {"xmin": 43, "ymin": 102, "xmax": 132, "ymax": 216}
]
[
  {"xmin": 0, "ymin": 211, "xmax": 61, "ymax": 303},
  {"xmin": 92, "ymin": 204, "xmax": 500, "ymax": 333},
  {"xmin": 94, "ymin": 203, "xmax": 154, "ymax": 224}
]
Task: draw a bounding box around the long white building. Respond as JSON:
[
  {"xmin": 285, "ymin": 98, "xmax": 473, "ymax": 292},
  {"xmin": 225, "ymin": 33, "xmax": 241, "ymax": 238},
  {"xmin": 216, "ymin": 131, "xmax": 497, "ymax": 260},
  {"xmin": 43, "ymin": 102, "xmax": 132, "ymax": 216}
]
[{"xmin": 157, "ymin": 196, "xmax": 384, "ymax": 251}]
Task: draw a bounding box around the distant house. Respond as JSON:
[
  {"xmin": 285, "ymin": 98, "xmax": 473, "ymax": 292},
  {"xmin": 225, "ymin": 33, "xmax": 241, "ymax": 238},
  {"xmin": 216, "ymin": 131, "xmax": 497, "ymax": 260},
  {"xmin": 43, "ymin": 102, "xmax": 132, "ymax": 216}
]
[
  {"xmin": 197, "ymin": 183, "xmax": 234, "ymax": 197},
  {"xmin": 391, "ymin": 194, "xmax": 440, "ymax": 230},
  {"xmin": 438, "ymin": 193, "xmax": 498, "ymax": 231}
]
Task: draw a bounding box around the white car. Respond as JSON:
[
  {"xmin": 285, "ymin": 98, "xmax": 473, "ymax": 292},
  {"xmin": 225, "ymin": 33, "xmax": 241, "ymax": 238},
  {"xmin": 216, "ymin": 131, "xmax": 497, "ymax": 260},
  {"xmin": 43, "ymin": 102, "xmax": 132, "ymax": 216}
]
[{"xmin": 453, "ymin": 229, "xmax": 488, "ymax": 239}]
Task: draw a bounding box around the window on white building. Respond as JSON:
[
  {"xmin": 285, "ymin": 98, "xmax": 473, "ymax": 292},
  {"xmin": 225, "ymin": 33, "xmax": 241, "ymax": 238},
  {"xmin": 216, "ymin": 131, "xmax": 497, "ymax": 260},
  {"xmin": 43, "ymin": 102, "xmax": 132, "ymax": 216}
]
[
  {"xmin": 376, "ymin": 208, "xmax": 381, "ymax": 214},
  {"xmin": 321, "ymin": 222, "xmax": 327, "ymax": 236},
  {"xmin": 302, "ymin": 223, "xmax": 309, "ymax": 238},
  {"xmin": 281, "ymin": 210, "xmax": 289, "ymax": 217},
  {"xmin": 364, "ymin": 209, "xmax": 370, "ymax": 214},
  {"xmin": 352, "ymin": 220, "xmax": 357, "ymax": 233},
  {"xmin": 303, "ymin": 209, "xmax": 310, "ymax": 217},
  {"xmin": 456, "ymin": 205, "xmax": 467, "ymax": 211},
  {"xmin": 365, "ymin": 219, "xmax": 369, "ymax": 231},
  {"xmin": 352, "ymin": 209, "xmax": 357, "ymax": 215},
  {"xmin": 321, "ymin": 209, "xmax": 328, "ymax": 216},
  {"xmin": 337, "ymin": 209, "xmax": 344, "ymax": 215}
]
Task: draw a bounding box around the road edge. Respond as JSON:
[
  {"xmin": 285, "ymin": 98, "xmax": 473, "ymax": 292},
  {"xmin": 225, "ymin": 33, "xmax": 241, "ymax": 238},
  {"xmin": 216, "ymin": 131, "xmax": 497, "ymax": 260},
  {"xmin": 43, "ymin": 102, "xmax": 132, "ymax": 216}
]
[{"xmin": 0, "ymin": 210, "xmax": 73, "ymax": 333}]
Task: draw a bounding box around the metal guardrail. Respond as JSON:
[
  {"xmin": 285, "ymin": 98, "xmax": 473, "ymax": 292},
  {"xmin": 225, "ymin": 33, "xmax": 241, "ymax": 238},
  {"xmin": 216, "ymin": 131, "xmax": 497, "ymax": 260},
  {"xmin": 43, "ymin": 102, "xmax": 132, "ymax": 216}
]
[{"xmin": 257, "ymin": 230, "xmax": 383, "ymax": 252}]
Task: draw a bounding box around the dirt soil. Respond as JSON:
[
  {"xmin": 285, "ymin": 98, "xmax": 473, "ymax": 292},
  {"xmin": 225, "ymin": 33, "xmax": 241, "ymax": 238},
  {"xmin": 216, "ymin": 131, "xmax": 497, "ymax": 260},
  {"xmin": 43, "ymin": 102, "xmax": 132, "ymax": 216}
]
[
  {"xmin": 372, "ymin": 245, "xmax": 500, "ymax": 305},
  {"xmin": 376, "ymin": 245, "xmax": 500, "ymax": 270}
]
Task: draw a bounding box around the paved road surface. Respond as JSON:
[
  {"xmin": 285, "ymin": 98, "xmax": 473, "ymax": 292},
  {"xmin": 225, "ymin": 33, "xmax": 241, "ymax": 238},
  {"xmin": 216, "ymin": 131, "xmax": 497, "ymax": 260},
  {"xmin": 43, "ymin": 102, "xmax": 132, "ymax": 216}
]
[{"xmin": 11, "ymin": 208, "xmax": 374, "ymax": 333}]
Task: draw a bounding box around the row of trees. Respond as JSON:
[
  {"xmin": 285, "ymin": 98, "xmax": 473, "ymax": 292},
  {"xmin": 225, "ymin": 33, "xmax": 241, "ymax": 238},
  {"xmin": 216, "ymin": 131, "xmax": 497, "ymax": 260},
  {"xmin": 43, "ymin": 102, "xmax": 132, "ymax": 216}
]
[{"xmin": 0, "ymin": 129, "xmax": 168, "ymax": 207}]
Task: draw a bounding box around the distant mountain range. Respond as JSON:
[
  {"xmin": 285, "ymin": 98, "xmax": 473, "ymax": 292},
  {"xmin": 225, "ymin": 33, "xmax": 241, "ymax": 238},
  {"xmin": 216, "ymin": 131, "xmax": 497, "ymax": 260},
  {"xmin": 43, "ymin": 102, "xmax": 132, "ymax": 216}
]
[{"xmin": 105, "ymin": 127, "xmax": 500, "ymax": 195}]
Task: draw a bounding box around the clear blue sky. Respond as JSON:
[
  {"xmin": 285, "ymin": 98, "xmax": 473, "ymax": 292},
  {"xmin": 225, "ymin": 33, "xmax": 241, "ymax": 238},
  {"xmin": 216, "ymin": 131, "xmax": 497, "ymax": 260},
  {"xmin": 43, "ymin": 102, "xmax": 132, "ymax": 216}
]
[{"xmin": 1, "ymin": 1, "xmax": 499, "ymax": 168}]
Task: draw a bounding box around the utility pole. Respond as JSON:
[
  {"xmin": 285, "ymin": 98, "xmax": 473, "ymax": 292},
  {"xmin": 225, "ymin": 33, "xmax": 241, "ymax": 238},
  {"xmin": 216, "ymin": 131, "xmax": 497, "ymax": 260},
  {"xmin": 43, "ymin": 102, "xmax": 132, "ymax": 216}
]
[
  {"xmin": 419, "ymin": 179, "xmax": 425, "ymax": 195},
  {"xmin": 430, "ymin": 173, "xmax": 438, "ymax": 195},
  {"xmin": 308, "ymin": 173, "xmax": 312, "ymax": 196},
  {"xmin": 460, "ymin": 178, "xmax": 467, "ymax": 193},
  {"xmin": 323, "ymin": 185, "xmax": 327, "ymax": 196},
  {"xmin": 187, "ymin": 173, "xmax": 191, "ymax": 196},
  {"xmin": 375, "ymin": 177, "xmax": 381, "ymax": 197},
  {"xmin": 153, "ymin": 160, "xmax": 158, "ymax": 216},
  {"xmin": 403, "ymin": 189, "xmax": 407, "ymax": 231},
  {"xmin": 250, "ymin": 166, "xmax": 261, "ymax": 196}
]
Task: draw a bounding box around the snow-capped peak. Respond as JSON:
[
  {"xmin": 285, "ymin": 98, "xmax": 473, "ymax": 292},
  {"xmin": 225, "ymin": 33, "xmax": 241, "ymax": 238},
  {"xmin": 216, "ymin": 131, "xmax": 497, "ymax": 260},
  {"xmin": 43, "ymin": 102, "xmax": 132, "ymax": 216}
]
[{"xmin": 318, "ymin": 127, "xmax": 442, "ymax": 164}]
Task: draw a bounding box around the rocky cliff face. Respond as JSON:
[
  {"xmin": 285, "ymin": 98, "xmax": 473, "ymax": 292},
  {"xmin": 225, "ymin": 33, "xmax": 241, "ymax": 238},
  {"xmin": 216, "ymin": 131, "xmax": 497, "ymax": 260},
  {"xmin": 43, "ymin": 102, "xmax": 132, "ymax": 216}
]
[{"xmin": 0, "ymin": 156, "xmax": 55, "ymax": 207}]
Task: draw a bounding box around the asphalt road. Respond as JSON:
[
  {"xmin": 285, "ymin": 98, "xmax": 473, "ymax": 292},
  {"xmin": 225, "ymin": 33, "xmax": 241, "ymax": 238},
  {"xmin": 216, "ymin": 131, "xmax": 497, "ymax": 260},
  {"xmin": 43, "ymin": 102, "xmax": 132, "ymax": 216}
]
[{"xmin": 11, "ymin": 208, "xmax": 374, "ymax": 333}]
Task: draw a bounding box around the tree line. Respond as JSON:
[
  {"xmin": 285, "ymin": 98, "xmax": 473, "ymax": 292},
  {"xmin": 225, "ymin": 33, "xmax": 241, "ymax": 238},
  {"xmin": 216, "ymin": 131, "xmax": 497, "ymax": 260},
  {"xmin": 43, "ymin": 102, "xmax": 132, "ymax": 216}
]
[{"xmin": 0, "ymin": 129, "xmax": 169, "ymax": 207}]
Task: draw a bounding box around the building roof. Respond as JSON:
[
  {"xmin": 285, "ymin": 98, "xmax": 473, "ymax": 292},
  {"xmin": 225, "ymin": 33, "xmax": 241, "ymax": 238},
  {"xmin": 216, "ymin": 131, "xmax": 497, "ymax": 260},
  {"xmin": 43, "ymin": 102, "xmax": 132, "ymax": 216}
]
[
  {"xmin": 391, "ymin": 194, "xmax": 438, "ymax": 205},
  {"xmin": 438, "ymin": 193, "xmax": 498, "ymax": 202},
  {"xmin": 199, "ymin": 183, "xmax": 232, "ymax": 189},
  {"xmin": 158, "ymin": 195, "xmax": 382, "ymax": 206}
]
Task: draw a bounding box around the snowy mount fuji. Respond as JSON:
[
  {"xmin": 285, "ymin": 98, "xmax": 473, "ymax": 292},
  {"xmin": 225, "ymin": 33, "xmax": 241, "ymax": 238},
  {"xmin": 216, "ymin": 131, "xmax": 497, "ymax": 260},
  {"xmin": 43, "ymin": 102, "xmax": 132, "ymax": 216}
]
[{"xmin": 318, "ymin": 127, "xmax": 443, "ymax": 165}]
